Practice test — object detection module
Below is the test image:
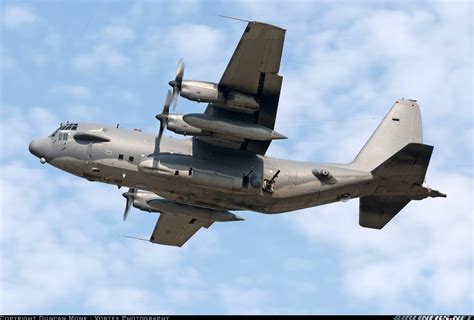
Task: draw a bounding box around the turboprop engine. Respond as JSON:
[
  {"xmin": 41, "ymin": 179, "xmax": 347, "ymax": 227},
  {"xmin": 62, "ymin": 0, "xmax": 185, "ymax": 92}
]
[
  {"xmin": 178, "ymin": 80, "xmax": 259, "ymax": 112},
  {"xmin": 168, "ymin": 59, "xmax": 259, "ymax": 112}
]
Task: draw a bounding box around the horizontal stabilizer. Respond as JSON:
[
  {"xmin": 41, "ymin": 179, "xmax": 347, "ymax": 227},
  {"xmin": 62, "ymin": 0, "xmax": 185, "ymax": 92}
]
[
  {"xmin": 359, "ymin": 196, "xmax": 411, "ymax": 229},
  {"xmin": 360, "ymin": 143, "xmax": 442, "ymax": 229},
  {"xmin": 372, "ymin": 143, "xmax": 433, "ymax": 183}
]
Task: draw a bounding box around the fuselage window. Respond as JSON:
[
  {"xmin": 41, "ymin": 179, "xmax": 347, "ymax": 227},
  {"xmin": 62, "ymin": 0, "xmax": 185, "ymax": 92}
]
[
  {"xmin": 64, "ymin": 124, "xmax": 72, "ymax": 130},
  {"xmin": 118, "ymin": 154, "xmax": 124, "ymax": 161},
  {"xmin": 71, "ymin": 124, "xmax": 78, "ymax": 130},
  {"xmin": 128, "ymin": 156, "xmax": 134, "ymax": 163}
]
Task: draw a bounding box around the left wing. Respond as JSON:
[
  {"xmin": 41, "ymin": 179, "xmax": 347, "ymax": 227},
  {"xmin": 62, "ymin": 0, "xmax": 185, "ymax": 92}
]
[{"xmin": 150, "ymin": 212, "xmax": 213, "ymax": 247}]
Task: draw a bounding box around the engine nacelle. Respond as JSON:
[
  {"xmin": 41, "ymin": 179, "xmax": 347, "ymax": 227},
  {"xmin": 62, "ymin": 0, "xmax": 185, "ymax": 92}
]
[
  {"xmin": 166, "ymin": 114, "xmax": 204, "ymax": 136},
  {"xmin": 180, "ymin": 80, "xmax": 259, "ymax": 112},
  {"xmin": 180, "ymin": 80, "xmax": 221, "ymax": 102},
  {"xmin": 131, "ymin": 190, "xmax": 161, "ymax": 212}
]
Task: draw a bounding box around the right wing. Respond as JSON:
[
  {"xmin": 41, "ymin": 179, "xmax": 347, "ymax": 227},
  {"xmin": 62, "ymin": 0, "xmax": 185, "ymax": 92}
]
[{"xmin": 150, "ymin": 212, "xmax": 213, "ymax": 247}]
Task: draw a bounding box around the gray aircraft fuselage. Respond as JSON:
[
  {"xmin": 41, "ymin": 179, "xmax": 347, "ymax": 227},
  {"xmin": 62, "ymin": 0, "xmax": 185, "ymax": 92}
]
[{"xmin": 29, "ymin": 122, "xmax": 377, "ymax": 214}]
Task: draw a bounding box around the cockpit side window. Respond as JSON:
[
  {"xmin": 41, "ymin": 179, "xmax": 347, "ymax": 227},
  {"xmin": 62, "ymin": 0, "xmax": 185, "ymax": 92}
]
[{"xmin": 50, "ymin": 127, "xmax": 61, "ymax": 137}]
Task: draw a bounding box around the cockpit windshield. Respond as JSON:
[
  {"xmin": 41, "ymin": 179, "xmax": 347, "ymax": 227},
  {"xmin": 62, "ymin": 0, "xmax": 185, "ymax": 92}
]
[{"xmin": 50, "ymin": 123, "xmax": 78, "ymax": 137}]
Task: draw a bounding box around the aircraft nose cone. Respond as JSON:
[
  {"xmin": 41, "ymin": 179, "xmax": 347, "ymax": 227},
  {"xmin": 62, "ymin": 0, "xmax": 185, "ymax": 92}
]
[
  {"xmin": 29, "ymin": 138, "xmax": 51, "ymax": 160},
  {"xmin": 168, "ymin": 80, "xmax": 176, "ymax": 87}
]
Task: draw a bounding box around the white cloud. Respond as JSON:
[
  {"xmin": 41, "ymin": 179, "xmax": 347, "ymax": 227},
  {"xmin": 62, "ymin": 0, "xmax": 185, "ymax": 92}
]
[
  {"xmin": 70, "ymin": 25, "xmax": 134, "ymax": 73},
  {"xmin": 73, "ymin": 45, "xmax": 128, "ymax": 71},
  {"xmin": 50, "ymin": 85, "xmax": 92, "ymax": 99},
  {"xmin": 84, "ymin": 287, "xmax": 164, "ymax": 314},
  {"xmin": 2, "ymin": 5, "xmax": 37, "ymax": 29},
  {"xmin": 167, "ymin": 24, "xmax": 228, "ymax": 80},
  {"xmin": 101, "ymin": 25, "xmax": 135, "ymax": 43},
  {"xmin": 0, "ymin": 105, "xmax": 57, "ymax": 160},
  {"xmin": 216, "ymin": 284, "xmax": 270, "ymax": 315}
]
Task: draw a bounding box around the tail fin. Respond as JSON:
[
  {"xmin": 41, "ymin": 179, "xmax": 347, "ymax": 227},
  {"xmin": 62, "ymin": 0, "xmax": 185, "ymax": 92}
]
[{"xmin": 351, "ymin": 98, "xmax": 423, "ymax": 172}]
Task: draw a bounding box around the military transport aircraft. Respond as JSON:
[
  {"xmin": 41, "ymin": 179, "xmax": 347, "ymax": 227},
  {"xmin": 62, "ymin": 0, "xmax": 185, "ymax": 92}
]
[{"xmin": 29, "ymin": 21, "xmax": 446, "ymax": 247}]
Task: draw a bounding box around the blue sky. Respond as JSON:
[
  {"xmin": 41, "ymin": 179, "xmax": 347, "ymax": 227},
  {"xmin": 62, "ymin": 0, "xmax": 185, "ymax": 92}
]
[{"xmin": 1, "ymin": 0, "xmax": 472, "ymax": 315}]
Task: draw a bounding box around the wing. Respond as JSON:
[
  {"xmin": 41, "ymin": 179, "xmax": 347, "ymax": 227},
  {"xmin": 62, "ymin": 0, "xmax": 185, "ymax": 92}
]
[
  {"xmin": 199, "ymin": 21, "xmax": 286, "ymax": 155},
  {"xmin": 150, "ymin": 212, "xmax": 213, "ymax": 247},
  {"xmin": 219, "ymin": 21, "xmax": 285, "ymax": 96}
]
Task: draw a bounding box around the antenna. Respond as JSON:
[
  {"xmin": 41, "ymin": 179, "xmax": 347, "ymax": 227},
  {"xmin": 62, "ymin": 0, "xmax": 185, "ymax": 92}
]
[
  {"xmin": 123, "ymin": 235, "xmax": 149, "ymax": 242},
  {"xmin": 218, "ymin": 15, "xmax": 252, "ymax": 23}
]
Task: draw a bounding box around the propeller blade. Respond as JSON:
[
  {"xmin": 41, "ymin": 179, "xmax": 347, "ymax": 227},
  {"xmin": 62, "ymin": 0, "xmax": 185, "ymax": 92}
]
[
  {"xmin": 171, "ymin": 88, "xmax": 179, "ymax": 111},
  {"xmin": 154, "ymin": 90, "xmax": 172, "ymax": 151},
  {"xmin": 122, "ymin": 188, "xmax": 136, "ymax": 221},
  {"xmin": 157, "ymin": 122, "xmax": 165, "ymax": 146},
  {"xmin": 164, "ymin": 89, "xmax": 172, "ymax": 115},
  {"xmin": 170, "ymin": 59, "xmax": 184, "ymax": 111},
  {"xmin": 175, "ymin": 58, "xmax": 184, "ymax": 84}
]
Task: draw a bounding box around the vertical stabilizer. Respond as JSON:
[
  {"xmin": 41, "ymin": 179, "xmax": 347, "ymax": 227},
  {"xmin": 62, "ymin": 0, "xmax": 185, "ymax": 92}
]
[{"xmin": 351, "ymin": 99, "xmax": 423, "ymax": 172}]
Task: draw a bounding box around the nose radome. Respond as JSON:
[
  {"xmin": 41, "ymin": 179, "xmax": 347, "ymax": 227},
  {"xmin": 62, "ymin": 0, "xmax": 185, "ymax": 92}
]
[{"xmin": 29, "ymin": 138, "xmax": 51, "ymax": 159}]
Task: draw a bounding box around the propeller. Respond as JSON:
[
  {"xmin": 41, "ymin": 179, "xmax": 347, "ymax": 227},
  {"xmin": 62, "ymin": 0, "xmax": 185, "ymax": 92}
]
[
  {"xmin": 122, "ymin": 187, "xmax": 136, "ymax": 221},
  {"xmin": 155, "ymin": 90, "xmax": 173, "ymax": 151},
  {"xmin": 168, "ymin": 58, "xmax": 185, "ymax": 111}
]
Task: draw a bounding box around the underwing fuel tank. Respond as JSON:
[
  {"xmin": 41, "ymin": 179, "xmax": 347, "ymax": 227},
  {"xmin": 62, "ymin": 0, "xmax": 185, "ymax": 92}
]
[
  {"xmin": 147, "ymin": 199, "xmax": 244, "ymax": 222},
  {"xmin": 183, "ymin": 113, "xmax": 287, "ymax": 141}
]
